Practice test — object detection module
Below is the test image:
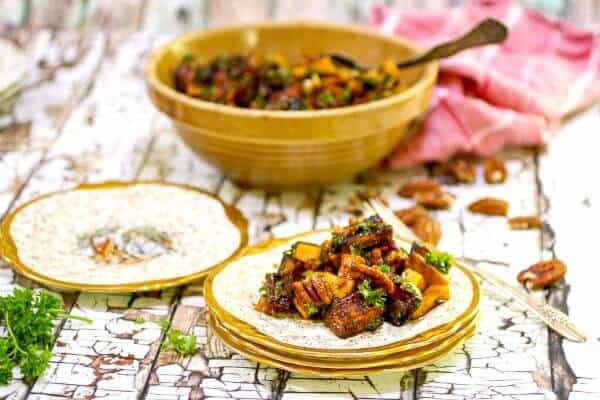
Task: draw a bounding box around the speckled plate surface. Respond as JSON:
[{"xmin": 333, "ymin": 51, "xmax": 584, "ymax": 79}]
[
  {"xmin": 204, "ymin": 231, "xmax": 481, "ymax": 360},
  {"xmin": 209, "ymin": 312, "xmax": 478, "ymax": 376},
  {"xmin": 0, "ymin": 181, "xmax": 248, "ymax": 293}
]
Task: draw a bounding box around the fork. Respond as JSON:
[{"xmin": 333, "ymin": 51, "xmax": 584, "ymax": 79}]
[{"xmin": 362, "ymin": 198, "xmax": 587, "ymax": 343}]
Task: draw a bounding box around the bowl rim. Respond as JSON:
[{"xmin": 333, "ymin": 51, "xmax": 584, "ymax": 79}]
[{"xmin": 145, "ymin": 20, "xmax": 438, "ymax": 119}]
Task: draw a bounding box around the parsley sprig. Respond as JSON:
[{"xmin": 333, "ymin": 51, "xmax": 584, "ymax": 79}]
[
  {"xmin": 0, "ymin": 288, "xmax": 92, "ymax": 384},
  {"xmin": 158, "ymin": 319, "xmax": 197, "ymax": 356}
]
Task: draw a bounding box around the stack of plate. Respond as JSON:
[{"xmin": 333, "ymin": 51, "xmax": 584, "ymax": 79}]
[
  {"xmin": 204, "ymin": 231, "xmax": 481, "ymax": 376},
  {"xmin": 0, "ymin": 39, "xmax": 26, "ymax": 117}
]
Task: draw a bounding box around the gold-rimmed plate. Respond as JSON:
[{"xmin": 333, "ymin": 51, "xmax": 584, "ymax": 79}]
[
  {"xmin": 210, "ymin": 308, "xmax": 479, "ymax": 369},
  {"xmin": 0, "ymin": 181, "xmax": 248, "ymax": 293},
  {"xmin": 209, "ymin": 312, "xmax": 478, "ymax": 376},
  {"xmin": 204, "ymin": 230, "xmax": 480, "ymax": 360}
]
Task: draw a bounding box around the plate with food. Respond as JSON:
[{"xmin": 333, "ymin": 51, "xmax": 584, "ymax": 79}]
[
  {"xmin": 204, "ymin": 215, "xmax": 480, "ymax": 372},
  {"xmin": 0, "ymin": 181, "xmax": 248, "ymax": 292}
]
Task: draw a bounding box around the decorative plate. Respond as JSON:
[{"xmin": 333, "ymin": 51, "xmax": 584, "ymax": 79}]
[
  {"xmin": 208, "ymin": 312, "xmax": 478, "ymax": 376},
  {"xmin": 204, "ymin": 230, "xmax": 480, "ymax": 360},
  {"xmin": 0, "ymin": 181, "xmax": 248, "ymax": 292}
]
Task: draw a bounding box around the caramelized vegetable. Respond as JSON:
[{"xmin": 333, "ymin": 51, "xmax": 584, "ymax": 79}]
[
  {"xmin": 255, "ymin": 216, "xmax": 453, "ymax": 338},
  {"xmin": 174, "ymin": 53, "xmax": 410, "ymax": 110},
  {"xmin": 292, "ymin": 242, "xmax": 322, "ymax": 263}
]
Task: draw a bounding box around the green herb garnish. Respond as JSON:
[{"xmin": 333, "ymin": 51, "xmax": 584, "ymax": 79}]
[
  {"xmin": 425, "ymin": 250, "xmax": 454, "ymax": 274},
  {"xmin": 162, "ymin": 329, "xmax": 197, "ymax": 356},
  {"xmin": 357, "ymin": 280, "xmax": 386, "ymax": 309},
  {"xmin": 317, "ymin": 90, "xmax": 335, "ymax": 108},
  {"xmin": 305, "ymin": 302, "xmax": 319, "ymax": 317},
  {"xmin": 366, "ymin": 316, "xmax": 383, "ymax": 331},
  {"xmin": 158, "ymin": 319, "xmax": 170, "ymax": 331},
  {"xmin": 158, "ymin": 319, "xmax": 197, "ymax": 356},
  {"xmin": 181, "ymin": 54, "xmax": 195, "ymax": 64},
  {"xmin": 331, "ymin": 233, "xmax": 345, "ymax": 248},
  {"xmin": 378, "ymin": 264, "xmax": 392, "ymax": 275},
  {"xmin": 0, "ymin": 288, "xmax": 92, "ymax": 384},
  {"xmin": 133, "ymin": 317, "xmax": 146, "ymax": 325}
]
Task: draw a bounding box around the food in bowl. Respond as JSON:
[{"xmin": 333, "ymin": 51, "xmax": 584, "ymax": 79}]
[
  {"xmin": 174, "ymin": 53, "xmax": 411, "ymax": 110},
  {"xmin": 255, "ymin": 215, "xmax": 453, "ymax": 338}
]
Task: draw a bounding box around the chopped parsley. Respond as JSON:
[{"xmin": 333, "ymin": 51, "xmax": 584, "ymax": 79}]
[
  {"xmin": 425, "ymin": 250, "xmax": 454, "ymax": 274},
  {"xmin": 355, "ymin": 217, "xmax": 382, "ymax": 234},
  {"xmin": 357, "ymin": 280, "xmax": 386, "ymax": 309},
  {"xmin": 181, "ymin": 54, "xmax": 195, "ymax": 64},
  {"xmin": 158, "ymin": 319, "xmax": 197, "ymax": 356},
  {"xmin": 378, "ymin": 264, "xmax": 392, "ymax": 275},
  {"xmin": 133, "ymin": 317, "xmax": 146, "ymax": 325},
  {"xmin": 317, "ymin": 90, "xmax": 335, "ymax": 108},
  {"xmin": 305, "ymin": 302, "xmax": 319, "ymax": 317},
  {"xmin": 331, "ymin": 233, "xmax": 345, "ymax": 248},
  {"xmin": 258, "ymin": 283, "xmax": 266, "ymax": 295},
  {"xmin": 341, "ymin": 88, "xmax": 352, "ymax": 103},
  {"xmin": 163, "ymin": 329, "xmax": 197, "ymax": 356},
  {"xmin": 273, "ymin": 281, "xmax": 284, "ymax": 298},
  {"xmin": 366, "ymin": 316, "xmax": 383, "ymax": 331},
  {"xmin": 158, "ymin": 319, "xmax": 170, "ymax": 331}
]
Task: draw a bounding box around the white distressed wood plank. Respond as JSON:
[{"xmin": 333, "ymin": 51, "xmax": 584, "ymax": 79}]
[
  {"xmin": 24, "ymin": 31, "xmax": 163, "ymax": 399},
  {"xmin": 538, "ymin": 105, "xmax": 600, "ymax": 400}
]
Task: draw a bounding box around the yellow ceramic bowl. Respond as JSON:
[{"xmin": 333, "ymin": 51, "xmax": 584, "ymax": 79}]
[{"xmin": 146, "ymin": 22, "xmax": 438, "ymax": 187}]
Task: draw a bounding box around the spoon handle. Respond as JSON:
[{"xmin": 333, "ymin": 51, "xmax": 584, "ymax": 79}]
[{"xmin": 397, "ymin": 18, "xmax": 508, "ymax": 68}]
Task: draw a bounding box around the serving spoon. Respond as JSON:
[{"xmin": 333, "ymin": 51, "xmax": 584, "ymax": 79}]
[{"xmin": 330, "ymin": 18, "xmax": 508, "ymax": 71}]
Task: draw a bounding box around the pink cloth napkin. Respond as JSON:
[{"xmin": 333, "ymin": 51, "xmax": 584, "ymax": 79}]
[{"xmin": 372, "ymin": 0, "xmax": 600, "ymax": 168}]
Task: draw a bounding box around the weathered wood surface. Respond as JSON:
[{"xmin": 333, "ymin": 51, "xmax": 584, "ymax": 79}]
[{"xmin": 0, "ymin": 1, "xmax": 599, "ymax": 399}]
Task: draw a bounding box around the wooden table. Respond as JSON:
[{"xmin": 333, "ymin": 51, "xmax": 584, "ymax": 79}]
[{"xmin": 0, "ymin": 2, "xmax": 599, "ymax": 399}]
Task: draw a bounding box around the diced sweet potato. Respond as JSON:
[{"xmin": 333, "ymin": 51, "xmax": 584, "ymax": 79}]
[
  {"xmin": 402, "ymin": 268, "xmax": 426, "ymax": 292},
  {"xmin": 293, "ymin": 242, "xmax": 322, "ymax": 263},
  {"xmin": 410, "ymin": 284, "xmax": 450, "ymax": 319}
]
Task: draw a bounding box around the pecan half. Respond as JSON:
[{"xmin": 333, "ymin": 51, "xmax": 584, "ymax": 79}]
[
  {"xmin": 398, "ymin": 179, "xmax": 441, "ymax": 198},
  {"xmin": 415, "ymin": 190, "xmax": 454, "ymax": 210},
  {"xmin": 483, "ymin": 159, "xmax": 508, "ymax": 184},
  {"xmin": 468, "ymin": 197, "xmax": 509, "ymax": 216},
  {"xmin": 517, "ymin": 259, "xmax": 566, "ymax": 289},
  {"xmin": 411, "ymin": 215, "xmax": 442, "ymax": 245},
  {"xmin": 446, "ymin": 159, "xmax": 476, "ymax": 184},
  {"xmin": 395, "ymin": 206, "xmax": 441, "ymax": 245},
  {"xmin": 508, "ymin": 216, "xmax": 542, "ymax": 230},
  {"xmin": 395, "ymin": 205, "xmax": 428, "ymax": 226}
]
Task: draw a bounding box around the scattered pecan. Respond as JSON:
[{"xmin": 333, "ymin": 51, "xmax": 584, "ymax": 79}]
[
  {"xmin": 411, "ymin": 215, "xmax": 442, "ymax": 245},
  {"xmin": 508, "ymin": 216, "xmax": 542, "ymax": 230},
  {"xmin": 468, "ymin": 197, "xmax": 509, "ymax": 216},
  {"xmin": 483, "ymin": 159, "xmax": 508, "ymax": 184},
  {"xmin": 517, "ymin": 259, "xmax": 566, "ymax": 289},
  {"xmin": 395, "ymin": 205, "xmax": 428, "ymax": 226},
  {"xmin": 398, "ymin": 179, "xmax": 441, "ymax": 198},
  {"xmin": 395, "ymin": 206, "xmax": 442, "ymax": 245},
  {"xmin": 446, "ymin": 158, "xmax": 476, "ymax": 184},
  {"xmin": 415, "ymin": 190, "xmax": 454, "ymax": 210}
]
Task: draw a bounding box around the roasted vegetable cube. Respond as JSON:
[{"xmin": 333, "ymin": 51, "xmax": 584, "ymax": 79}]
[
  {"xmin": 292, "ymin": 242, "xmax": 322, "ymax": 263},
  {"xmin": 324, "ymin": 293, "xmax": 384, "ymax": 338}
]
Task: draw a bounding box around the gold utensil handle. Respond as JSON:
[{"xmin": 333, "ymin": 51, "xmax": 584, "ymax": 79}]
[{"xmin": 363, "ymin": 198, "xmax": 587, "ymax": 343}]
